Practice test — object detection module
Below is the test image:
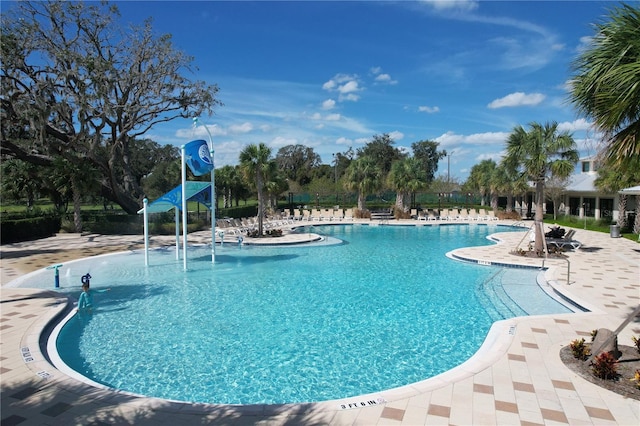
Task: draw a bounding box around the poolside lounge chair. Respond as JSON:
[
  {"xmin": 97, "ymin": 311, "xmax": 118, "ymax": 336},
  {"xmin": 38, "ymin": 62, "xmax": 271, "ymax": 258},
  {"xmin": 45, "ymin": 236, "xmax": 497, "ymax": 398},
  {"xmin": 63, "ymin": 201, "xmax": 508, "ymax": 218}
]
[
  {"xmin": 458, "ymin": 209, "xmax": 469, "ymax": 221},
  {"xmin": 427, "ymin": 210, "xmax": 438, "ymax": 221},
  {"xmin": 468, "ymin": 208, "xmax": 480, "ymax": 220},
  {"xmin": 546, "ymin": 229, "xmax": 582, "ymax": 250},
  {"xmin": 343, "ymin": 208, "xmax": 354, "ymax": 221},
  {"xmin": 487, "ymin": 210, "xmax": 499, "ymax": 221}
]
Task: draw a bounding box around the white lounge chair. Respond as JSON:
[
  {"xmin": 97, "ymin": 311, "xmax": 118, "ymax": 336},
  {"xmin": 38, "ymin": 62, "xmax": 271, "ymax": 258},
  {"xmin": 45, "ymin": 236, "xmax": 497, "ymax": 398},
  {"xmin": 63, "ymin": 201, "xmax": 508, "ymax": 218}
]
[
  {"xmin": 546, "ymin": 229, "xmax": 582, "ymax": 250},
  {"xmin": 343, "ymin": 208, "xmax": 354, "ymax": 221}
]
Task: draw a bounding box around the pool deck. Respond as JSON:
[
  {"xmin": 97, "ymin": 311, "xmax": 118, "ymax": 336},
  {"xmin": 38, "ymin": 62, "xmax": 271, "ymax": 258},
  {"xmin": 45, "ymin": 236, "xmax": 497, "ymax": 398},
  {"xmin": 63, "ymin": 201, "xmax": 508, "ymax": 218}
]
[{"xmin": 1, "ymin": 219, "xmax": 639, "ymax": 425}]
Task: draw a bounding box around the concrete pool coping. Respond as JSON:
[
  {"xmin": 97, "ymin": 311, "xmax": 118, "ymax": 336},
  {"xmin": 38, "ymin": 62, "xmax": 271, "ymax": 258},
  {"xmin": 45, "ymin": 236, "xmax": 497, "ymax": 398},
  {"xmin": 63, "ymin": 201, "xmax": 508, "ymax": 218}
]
[{"xmin": 2, "ymin": 219, "xmax": 639, "ymax": 424}]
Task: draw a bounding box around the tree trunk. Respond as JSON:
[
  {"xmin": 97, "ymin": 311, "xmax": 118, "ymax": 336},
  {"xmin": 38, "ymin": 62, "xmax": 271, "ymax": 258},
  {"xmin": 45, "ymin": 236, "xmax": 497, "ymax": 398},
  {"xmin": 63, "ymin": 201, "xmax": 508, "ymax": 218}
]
[
  {"xmin": 256, "ymin": 173, "xmax": 264, "ymax": 236},
  {"xmin": 395, "ymin": 192, "xmax": 404, "ymax": 213},
  {"xmin": 490, "ymin": 191, "xmax": 498, "ymax": 211},
  {"xmin": 506, "ymin": 194, "xmax": 513, "ymax": 213},
  {"xmin": 534, "ymin": 180, "xmax": 545, "ymax": 253},
  {"xmin": 72, "ymin": 176, "xmax": 83, "ymax": 233},
  {"xmin": 357, "ymin": 192, "xmax": 366, "ymax": 211},
  {"xmin": 618, "ymin": 195, "xmax": 628, "ymax": 229}
]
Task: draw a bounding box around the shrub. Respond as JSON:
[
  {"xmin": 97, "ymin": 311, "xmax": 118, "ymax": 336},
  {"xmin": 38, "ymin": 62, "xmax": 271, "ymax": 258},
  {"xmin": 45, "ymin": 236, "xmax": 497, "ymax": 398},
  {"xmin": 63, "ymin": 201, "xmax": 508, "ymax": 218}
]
[
  {"xmin": 0, "ymin": 215, "xmax": 61, "ymax": 243},
  {"xmin": 497, "ymin": 210, "xmax": 521, "ymax": 220},
  {"xmin": 591, "ymin": 352, "xmax": 618, "ymax": 380},
  {"xmin": 591, "ymin": 329, "xmax": 598, "ymax": 342},
  {"xmin": 631, "ymin": 370, "xmax": 640, "ymax": 389},
  {"xmin": 393, "ymin": 208, "xmax": 411, "ymax": 219},
  {"xmin": 632, "ymin": 336, "xmax": 640, "ymax": 354},
  {"xmin": 354, "ymin": 209, "xmax": 371, "ymax": 219},
  {"xmin": 569, "ymin": 338, "xmax": 590, "ymax": 360}
]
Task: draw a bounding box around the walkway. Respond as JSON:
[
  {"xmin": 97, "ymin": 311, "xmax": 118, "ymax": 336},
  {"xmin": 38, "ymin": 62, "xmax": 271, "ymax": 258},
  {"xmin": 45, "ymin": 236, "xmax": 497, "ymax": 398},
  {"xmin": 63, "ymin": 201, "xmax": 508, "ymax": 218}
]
[{"xmin": 1, "ymin": 220, "xmax": 639, "ymax": 425}]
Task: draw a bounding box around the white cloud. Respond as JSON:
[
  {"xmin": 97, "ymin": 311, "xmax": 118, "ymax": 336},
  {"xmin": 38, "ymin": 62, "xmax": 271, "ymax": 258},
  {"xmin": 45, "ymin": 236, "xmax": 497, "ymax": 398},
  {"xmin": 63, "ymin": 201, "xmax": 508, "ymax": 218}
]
[
  {"xmin": 177, "ymin": 123, "xmax": 225, "ymax": 139},
  {"xmin": 336, "ymin": 137, "xmax": 352, "ymax": 145},
  {"xmin": 228, "ymin": 122, "xmax": 253, "ymax": 134},
  {"xmin": 487, "ymin": 92, "xmax": 545, "ymax": 109},
  {"xmin": 341, "ymin": 93, "xmax": 360, "ymax": 102},
  {"xmin": 374, "ymin": 73, "xmax": 398, "ymax": 85},
  {"xmin": 308, "ymin": 112, "xmax": 342, "ymax": 121},
  {"xmin": 322, "ymin": 99, "xmax": 336, "ymax": 110},
  {"xmin": 418, "ymin": 105, "xmax": 440, "ymax": 113},
  {"xmin": 476, "ymin": 151, "xmax": 504, "ymax": 162},
  {"xmin": 576, "ymin": 35, "xmax": 593, "ymax": 53},
  {"xmin": 271, "ymin": 136, "xmax": 298, "ymax": 147},
  {"xmin": 322, "ymin": 80, "xmax": 337, "ymax": 91},
  {"xmin": 338, "ymin": 80, "xmax": 359, "ymax": 94},
  {"xmin": 557, "ymin": 118, "xmax": 593, "ymax": 132},
  {"xmin": 370, "ymin": 66, "xmax": 382, "ymax": 74},
  {"xmin": 434, "ymin": 131, "xmax": 509, "ymax": 147},
  {"xmin": 323, "ymin": 73, "xmax": 362, "ymax": 102},
  {"xmin": 389, "ymin": 131, "xmax": 404, "ymax": 141},
  {"xmin": 420, "ymin": 0, "xmax": 479, "ymax": 12}
]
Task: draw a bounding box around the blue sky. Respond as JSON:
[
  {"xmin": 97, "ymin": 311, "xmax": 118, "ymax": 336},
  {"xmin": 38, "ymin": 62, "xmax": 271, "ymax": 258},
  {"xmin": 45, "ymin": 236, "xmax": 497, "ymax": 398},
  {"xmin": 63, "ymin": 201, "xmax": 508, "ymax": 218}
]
[{"xmin": 118, "ymin": 1, "xmax": 608, "ymax": 179}]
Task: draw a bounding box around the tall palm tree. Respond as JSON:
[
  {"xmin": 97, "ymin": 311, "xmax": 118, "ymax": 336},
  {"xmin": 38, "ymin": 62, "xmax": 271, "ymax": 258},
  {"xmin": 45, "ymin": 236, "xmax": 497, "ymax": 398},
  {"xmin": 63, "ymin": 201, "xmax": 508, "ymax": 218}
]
[
  {"xmin": 343, "ymin": 156, "xmax": 382, "ymax": 212},
  {"xmin": 467, "ymin": 159, "xmax": 497, "ymax": 206},
  {"xmin": 504, "ymin": 122, "xmax": 579, "ymax": 253},
  {"xmin": 570, "ymin": 3, "xmax": 640, "ymax": 171},
  {"xmin": 388, "ymin": 158, "xmax": 426, "ymax": 214},
  {"xmin": 239, "ymin": 143, "xmax": 272, "ymax": 236}
]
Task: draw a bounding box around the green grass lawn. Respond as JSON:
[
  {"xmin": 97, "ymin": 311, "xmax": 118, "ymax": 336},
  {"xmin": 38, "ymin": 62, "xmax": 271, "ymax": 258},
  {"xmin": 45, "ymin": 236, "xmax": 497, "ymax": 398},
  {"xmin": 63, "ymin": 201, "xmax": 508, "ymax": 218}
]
[{"xmin": 544, "ymin": 215, "xmax": 639, "ymax": 242}]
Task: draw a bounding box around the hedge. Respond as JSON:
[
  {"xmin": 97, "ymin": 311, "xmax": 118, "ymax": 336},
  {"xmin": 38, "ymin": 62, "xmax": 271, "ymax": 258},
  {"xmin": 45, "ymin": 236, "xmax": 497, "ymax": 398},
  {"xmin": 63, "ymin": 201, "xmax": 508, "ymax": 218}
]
[{"xmin": 1, "ymin": 216, "xmax": 61, "ymax": 244}]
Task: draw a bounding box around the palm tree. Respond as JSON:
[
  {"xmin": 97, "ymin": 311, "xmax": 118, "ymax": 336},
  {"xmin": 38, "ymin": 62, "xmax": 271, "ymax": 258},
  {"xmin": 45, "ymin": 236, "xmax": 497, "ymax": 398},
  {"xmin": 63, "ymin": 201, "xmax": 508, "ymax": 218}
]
[
  {"xmin": 467, "ymin": 159, "xmax": 497, "ymax": 206},
  {"xmin": 595, "ymin": 164, "xmax": 640, "ymax": 230},
  {"xmin": 239, "ymin": 143, "xmax": 272, "ymax": 236},
  {"xmin": 569, "ymin": 3, "xmax": 640, "ymax": 171},
  {"xmin": 343, "ymin": 156, "xmax": 382, "ymax": 212},
  {"xmin": 504, "ymin": 122, "xmax": 579, "ymax": 253},
  {"xmin": 388, "ymin": 158, "xmax": 426, "ymax": 214}
]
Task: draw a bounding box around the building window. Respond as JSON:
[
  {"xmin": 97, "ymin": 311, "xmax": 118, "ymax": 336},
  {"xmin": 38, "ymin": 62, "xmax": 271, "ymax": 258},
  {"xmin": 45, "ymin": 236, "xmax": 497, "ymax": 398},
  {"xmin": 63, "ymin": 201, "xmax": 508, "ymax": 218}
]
[{"xmin": 582, "ymin": 161, "xmax": 591, "ymax": 173}]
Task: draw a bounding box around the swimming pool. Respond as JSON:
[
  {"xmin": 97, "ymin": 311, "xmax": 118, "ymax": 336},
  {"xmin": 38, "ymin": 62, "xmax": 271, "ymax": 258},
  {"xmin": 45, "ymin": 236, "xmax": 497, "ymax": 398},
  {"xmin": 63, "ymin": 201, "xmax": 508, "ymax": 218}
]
[{"xmin": 24, "ymin": 224, "xmax": 572, "ymax": 404}]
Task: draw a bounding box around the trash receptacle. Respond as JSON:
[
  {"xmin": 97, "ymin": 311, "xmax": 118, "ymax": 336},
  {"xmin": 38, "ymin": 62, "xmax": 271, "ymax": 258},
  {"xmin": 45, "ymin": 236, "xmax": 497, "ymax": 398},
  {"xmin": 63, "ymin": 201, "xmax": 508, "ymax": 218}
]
[{"xmin": 610, "ymin": 224, "xmax": 621, "ymax": 238}]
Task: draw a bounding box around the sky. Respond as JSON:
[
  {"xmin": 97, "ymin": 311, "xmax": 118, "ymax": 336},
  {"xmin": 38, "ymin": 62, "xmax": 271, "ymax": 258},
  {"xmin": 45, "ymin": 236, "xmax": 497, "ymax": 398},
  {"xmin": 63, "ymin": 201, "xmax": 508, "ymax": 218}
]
[{"xmin": 66, "ymin": 1, "xmax": 621, "ymax": 180}]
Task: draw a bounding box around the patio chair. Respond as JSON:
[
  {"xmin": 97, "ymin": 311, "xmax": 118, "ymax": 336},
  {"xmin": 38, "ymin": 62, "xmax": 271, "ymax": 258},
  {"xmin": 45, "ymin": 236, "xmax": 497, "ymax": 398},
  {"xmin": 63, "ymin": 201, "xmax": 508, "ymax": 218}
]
[
  {"xmin": 546, "ymin": 229, "xmax": 582, "ymax": 250},
  {"xmin": 343, "ymin": 208, "xmax": 354, "ymax": 221}
]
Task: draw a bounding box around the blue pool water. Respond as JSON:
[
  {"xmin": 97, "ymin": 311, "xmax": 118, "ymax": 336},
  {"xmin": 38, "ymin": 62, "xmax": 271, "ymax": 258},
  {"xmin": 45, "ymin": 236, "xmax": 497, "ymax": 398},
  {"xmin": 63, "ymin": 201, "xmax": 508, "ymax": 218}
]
[{"xmin": 24, "ymin": 224, "xmax": 572, "ymax": 404}]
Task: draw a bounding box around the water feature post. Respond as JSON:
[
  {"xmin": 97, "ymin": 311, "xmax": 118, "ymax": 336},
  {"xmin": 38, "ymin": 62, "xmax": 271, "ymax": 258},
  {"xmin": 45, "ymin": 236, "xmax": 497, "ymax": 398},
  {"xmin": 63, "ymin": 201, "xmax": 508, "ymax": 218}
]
[
  {"xmin": 46, "ymin": 264, "xmax": 63, "ymax": 288},
  {"xmin": 174, "ymin": 208, "xmax": 180, "ymax": 260},
  {"xmin": 194, "ymin": 117, "xmax": 216, "ymax": 264},
  {"xmin": 181, "ymin": 145, "xmax": 188, "ymax": 271},
  {"xmin": 143, "ymin": 198, "xmax": 149, "ymax": 266}
]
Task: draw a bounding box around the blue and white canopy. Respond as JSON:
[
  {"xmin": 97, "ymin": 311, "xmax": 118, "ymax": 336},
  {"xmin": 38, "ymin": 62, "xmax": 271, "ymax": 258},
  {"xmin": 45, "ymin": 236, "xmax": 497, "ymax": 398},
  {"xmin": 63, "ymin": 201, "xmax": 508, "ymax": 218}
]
[{"xmin": 136, "ymin": 181, "xmax": 212, "ymax": 214}]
